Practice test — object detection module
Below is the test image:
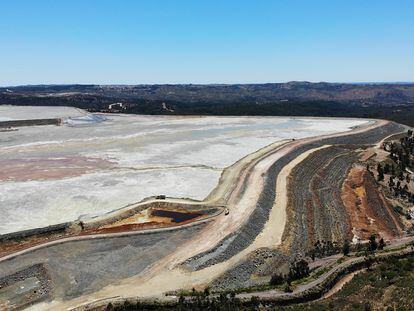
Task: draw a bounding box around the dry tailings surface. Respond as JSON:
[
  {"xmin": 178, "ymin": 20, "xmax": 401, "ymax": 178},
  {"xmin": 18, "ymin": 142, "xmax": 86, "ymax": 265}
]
[{"xmin": 0, "ymin": 223, "xmax": 206, "ymax": 309}]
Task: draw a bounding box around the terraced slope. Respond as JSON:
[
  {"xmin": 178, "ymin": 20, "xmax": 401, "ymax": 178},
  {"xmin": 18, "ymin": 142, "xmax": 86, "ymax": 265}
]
[
  {"xmin": 210, "ymin": 122, "xmax": 407, "ymax": 290},
  {"xmin": 186, "ymin": 121, "xmax": 406, "ymax": 274},
  {"xmin": 0, "ymin": 120, "xmax": 408, "ymax": 310},
  {"xmin": 285, "ymin": 146, "xmax": 357, "ymax": 257}
]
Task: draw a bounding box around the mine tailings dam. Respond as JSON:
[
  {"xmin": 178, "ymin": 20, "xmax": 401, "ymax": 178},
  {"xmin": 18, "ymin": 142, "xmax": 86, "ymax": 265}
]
[{"xmin": 0, "ymin": 119, "xmax": 410, "ymax": 311}]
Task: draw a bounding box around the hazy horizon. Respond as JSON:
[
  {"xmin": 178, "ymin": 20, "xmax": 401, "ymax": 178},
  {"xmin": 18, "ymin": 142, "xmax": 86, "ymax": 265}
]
[{"xmin": 2, "ymin": 81, "xmax": 414, "ymax": 88}]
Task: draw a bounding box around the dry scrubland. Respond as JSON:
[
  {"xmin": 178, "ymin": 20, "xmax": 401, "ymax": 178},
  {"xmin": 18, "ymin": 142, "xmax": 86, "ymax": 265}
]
[{"xmin": 0, "ymin": 106, "xmax": 411, "ymax": 310}]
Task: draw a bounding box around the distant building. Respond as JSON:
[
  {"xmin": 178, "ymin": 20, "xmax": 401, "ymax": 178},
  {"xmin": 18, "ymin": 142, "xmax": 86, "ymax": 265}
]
[
  {"xmin": 108, "ymin": 102, "xmax": 126, "ymax": 111},
  {"xmin": 106, "ymin": 103, "xmax": 129, "ymax": 113}
]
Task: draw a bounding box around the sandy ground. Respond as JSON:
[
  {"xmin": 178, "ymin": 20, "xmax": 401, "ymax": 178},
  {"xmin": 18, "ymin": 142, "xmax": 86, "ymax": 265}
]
[
  {"xmin": 322, "ymin": 269, "xmax": 365, "ymax": 299},
  {"xmin": 253, "ymin": 145, "xmax": 332, "ymax": 248}
]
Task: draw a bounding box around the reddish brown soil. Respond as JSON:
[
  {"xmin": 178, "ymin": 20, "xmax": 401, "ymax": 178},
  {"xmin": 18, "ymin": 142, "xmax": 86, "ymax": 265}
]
[
  {"xmin": 0, "ymin": 156, "xmax": 115, "ymax": 182},
  {"xmin": 82, "ymin": 213, "xmax": 204, "ymax": 235},
  {"xmin": 0, "ymin": 231, "xmax": 75, "ymax": 258},
  {"xmin": 0, "ymin": 210, "xmax": 206, "ymax": 258},
  {"xmin": 342, "ymin": 166, "xmax": 404, "ymax": 241},
  {"xmin": 81, "ymin": 222, "xmax": 168, "ymax": 235}
]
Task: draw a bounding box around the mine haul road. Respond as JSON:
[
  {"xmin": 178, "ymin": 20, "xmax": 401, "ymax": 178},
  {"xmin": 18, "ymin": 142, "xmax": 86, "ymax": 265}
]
[{"xmin": 1, "ymin": 118, "xmax": 409, "ymax": 311}]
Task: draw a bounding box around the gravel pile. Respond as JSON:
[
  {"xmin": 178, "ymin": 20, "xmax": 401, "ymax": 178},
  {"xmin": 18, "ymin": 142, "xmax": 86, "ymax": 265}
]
[{"xmin": 0, "ymin": 263, "xmax": 51, "ymax": 309}]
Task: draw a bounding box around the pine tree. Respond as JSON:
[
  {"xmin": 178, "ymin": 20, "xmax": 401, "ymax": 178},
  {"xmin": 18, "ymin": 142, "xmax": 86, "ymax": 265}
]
[
  {"xmin": 343, "ymin": 240, "xmax": 350, "ymax": 256},
  {"xmin": 368, "ymin": 234, "xmax": 378, "ymax": 253},
  {"xmin": 378, "ymin": 238, "xmax": 386, "ymax": 250}
]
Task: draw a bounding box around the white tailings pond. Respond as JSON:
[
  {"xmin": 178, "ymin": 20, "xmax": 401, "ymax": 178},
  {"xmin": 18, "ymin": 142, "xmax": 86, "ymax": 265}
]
[{"xmin": 0, "ymin": 106, "xmax": 369, "ymax": 234}]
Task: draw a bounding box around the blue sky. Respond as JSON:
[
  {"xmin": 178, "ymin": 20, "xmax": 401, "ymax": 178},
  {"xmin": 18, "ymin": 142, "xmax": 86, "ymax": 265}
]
[{"xmin": 1, "ymin": 0, "xmax": 413, "ymax": 85}]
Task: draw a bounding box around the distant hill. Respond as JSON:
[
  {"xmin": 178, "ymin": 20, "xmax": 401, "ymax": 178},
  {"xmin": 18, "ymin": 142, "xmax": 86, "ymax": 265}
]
[{"xmin": 1, "ymin": 82, "xmax": 414, "ymax": 126}]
